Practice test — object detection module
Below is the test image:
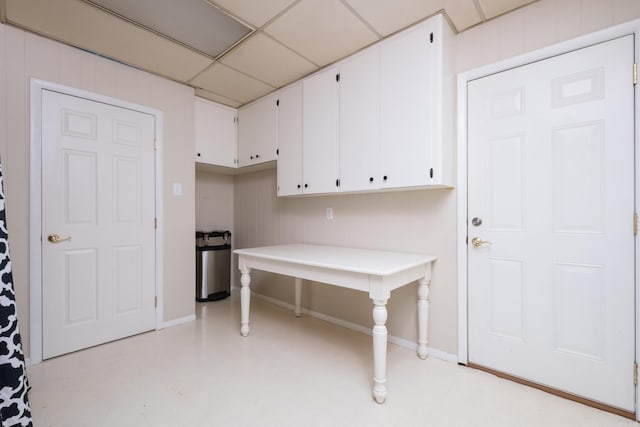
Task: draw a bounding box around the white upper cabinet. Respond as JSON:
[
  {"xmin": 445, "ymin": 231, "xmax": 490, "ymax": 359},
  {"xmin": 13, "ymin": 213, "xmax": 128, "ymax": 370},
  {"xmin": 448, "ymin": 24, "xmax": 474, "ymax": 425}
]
[
  {"xmin": 238, "ymin": 93, "xmax": 278, "ymax": 167},
  {"xmin": 303, "ymin": 66, "xmax": 339, "ymax": 195},
  {"xmin": 194, "ymin": 97, "xmax": 237, "ymax": 168},
  {"xmin": 338, "ymin": 45, "xmax": 381, "ymax": 193},
  {"xmin": 380, "ymin": 15, "xmax": 453, "ymax": 189},
  {"xmin": 276, "ymin": 83, "xmax": 303, "ymax": 196}
]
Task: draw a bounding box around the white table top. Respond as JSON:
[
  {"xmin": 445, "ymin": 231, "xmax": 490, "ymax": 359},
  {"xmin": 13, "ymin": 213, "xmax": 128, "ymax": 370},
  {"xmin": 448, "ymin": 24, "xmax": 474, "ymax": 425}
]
[{"xmin": 234, "ymin": 244, "xmax": 436, "ymax": 276}]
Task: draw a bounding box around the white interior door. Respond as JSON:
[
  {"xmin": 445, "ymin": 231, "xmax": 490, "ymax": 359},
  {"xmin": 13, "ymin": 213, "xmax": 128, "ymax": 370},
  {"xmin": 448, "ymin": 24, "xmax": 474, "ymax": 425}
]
[
  {"xmin": 41, "ymin": 89, "xmax": 156, "ymax": 359},
  {"xmin": 467, "ymin": 35, "xmax": 635, "ymax": 411}
]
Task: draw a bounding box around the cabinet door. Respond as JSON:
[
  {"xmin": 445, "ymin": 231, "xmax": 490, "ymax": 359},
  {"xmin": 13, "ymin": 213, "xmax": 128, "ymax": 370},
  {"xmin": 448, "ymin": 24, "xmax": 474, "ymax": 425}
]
[
  {"xmin": 303, "ymin": 67, "xmax": 339, "ymax": 194},
  {"xmin": 195, "ymin": 98, "xmax": 237, "ymax": 167},
  {"xmin": 380, "ymin": 22, "xmax": 432, "ymax": 188},
  {"xmin": 277, "ymin": 83, "xmax": 303, "ymax": 196},
  {"xmin": 339, "ymin": 46, "xmax": 380, "ymax": 193},
  {"xmin": 238, "ymin": 93, "xmax": 277, "ymax": 167}
]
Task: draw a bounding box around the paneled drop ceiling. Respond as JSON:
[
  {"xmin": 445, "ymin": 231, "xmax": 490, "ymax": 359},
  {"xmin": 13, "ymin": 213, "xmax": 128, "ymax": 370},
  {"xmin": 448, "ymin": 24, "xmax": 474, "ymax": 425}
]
[{"xmin": 2, "ymin": 0, "xmax": 538, "ymax": 108}]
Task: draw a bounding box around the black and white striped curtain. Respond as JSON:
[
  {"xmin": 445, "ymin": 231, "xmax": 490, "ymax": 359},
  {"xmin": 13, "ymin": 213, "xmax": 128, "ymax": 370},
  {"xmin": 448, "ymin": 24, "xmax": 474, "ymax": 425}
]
[{"xmin": 0, "ymin": 161, "xmax": 32, "ymax": 427}]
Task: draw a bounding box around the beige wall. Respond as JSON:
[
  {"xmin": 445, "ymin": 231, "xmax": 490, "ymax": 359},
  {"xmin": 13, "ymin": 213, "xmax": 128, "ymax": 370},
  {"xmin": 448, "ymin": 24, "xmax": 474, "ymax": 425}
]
[
  {"xmin": 195, "ymin": 171, "xmax": 234, "ymax": 233},
  {"xmin": 232, "ymin": 0, "xmax": 640, "ymax": 356},
  {"xmin": 0, "ymin": 24, "xmax": 196, "ymax": 358}
]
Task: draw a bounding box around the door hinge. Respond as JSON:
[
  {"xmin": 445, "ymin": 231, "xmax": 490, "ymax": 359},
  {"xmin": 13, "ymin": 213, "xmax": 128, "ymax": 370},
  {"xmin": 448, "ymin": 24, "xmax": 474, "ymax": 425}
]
[
  {"xmin": 276, "ymin": 99, "xmax": 280, "ymax": 107},
  {"xmin": 634, "ymin": 63, "xmax": 637, "ymax": 85},
  {"xmin": 634, "ymin": 361, "xmax": 638, "ymax": 385},
  {"xmin": 336, "ymin": 178, "xmax": 340, "ymax": 187},
  {"xmin": 429, "ymin": 168, "xmax": 434, "ymax": 179},
  {"xmin": 336, "ymin": 73, "xmax": 340, "ymax": 82},
  {"xmin": 429, "ymin": 32, "xmax": 434, "ymax": 43},
  {"xmin": 634, "ymin": 212, "xmax": 638, "ymax": 236},
  {"xmin": 155, "ymin": 296, "xmax": 158, "ymax": 308},
  {"xmin": 154, "ymin": 138, "xmax": 159, "ymax": 151},
  {"xmin": 154, "ymin": 217, "xmax": 157, "ymax": 229}
]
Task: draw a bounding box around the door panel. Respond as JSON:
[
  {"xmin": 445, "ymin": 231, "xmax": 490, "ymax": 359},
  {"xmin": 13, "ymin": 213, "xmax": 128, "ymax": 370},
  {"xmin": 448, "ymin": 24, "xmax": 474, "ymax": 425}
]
[
  {"xmin": 303, "ymin": 67, "xmax": 338, "ymax": 194},
  {"xmin": 467, "ymin": 35, "xmax": 635, "ymax": 411},
  {"xmin": 42, "ymin": 90, "xmax": 156, "ymax": 359}
]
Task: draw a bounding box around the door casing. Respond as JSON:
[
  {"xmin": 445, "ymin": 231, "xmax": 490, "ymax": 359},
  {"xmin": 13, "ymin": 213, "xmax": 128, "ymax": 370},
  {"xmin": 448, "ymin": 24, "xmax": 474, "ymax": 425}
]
[
  {"xmin": 29, "ymin": 79, "xmax": 165, "ymax": 365},
  {"xmin": 457, "ymin": 19, "xmax": 640, "ymax": 419}
]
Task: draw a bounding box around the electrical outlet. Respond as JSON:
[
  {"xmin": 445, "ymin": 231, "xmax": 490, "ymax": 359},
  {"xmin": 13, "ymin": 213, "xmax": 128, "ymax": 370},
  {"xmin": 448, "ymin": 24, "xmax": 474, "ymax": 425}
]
[{"xmin": 326, "ymin": 207, "xmax": 333, "ymax": 220}]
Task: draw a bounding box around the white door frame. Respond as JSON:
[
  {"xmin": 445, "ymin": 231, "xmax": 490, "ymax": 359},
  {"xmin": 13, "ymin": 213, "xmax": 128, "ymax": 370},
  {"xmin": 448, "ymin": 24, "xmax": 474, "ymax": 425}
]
[
  {"xmin": 457, "ymin": 19, "xmax": 640, "ymax": 418},
  {"xmin": 29, "ymin": 79, "xmax": 164, "ymax": 364}
]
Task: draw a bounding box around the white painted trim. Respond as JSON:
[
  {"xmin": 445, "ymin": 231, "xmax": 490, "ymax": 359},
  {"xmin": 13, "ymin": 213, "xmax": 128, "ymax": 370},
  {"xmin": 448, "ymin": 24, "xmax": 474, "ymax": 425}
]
[
  {"xmin": 29, "ymin": 79, "xmax": 164, "ymax": 364},
  {"xmin": 456, "ymin": 18, "xmax": 640, "ymax": 419},
  {"xmin": 250, "ymin": 292, "xmax": 458, "ymax": 364},
  {"xmin": 159, "ymin": 314, "xmax": 196, "ymax": 329}
]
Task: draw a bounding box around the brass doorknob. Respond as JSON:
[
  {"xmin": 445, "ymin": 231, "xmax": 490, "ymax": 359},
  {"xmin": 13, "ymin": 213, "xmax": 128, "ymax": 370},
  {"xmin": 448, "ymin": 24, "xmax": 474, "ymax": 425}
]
[
  {"xmin": 48, "ymin": 234, "xmax": 71, "ymax": 243},
  {"xmin": 471, "ymin": 237, "xmax": 491, "ymax": 248}
]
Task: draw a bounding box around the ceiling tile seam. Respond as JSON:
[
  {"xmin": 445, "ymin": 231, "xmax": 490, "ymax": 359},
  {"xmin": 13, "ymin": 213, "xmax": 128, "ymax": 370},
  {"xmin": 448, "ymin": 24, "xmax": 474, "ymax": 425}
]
[
  {"xmin": 472, "ymin": 0, "xmax": 488, "ymax": 21},
  {"xmin": 185, "ymin": 61, "xmax": 219, "ymax": 86},
  {"xmin": 5, "ymin": 20, "xmax": 200, "ymax": 88},
  {"xmin": 211, "ymin": 0, "xmax": 308, "ymax": 65},
  {"xmin": 260, "ymin": 32, "xmax": 322, "ymax": 68},
  {"xmin": 458, "ymin": 0, "xmax": 541, "ymax": 34},
  {"xmin": 185, "ymin": 58, "xmax": 277, "ymax": 94},
  {"xmin": 210, "ymin": 0, "xmax": 305, "ymax": 32},
  {"xmin": 338, "ymin": 0, "xmax": 383, "ymax": 40},
  {"xmin": 203, "ymin": 0, "xmax": 257, "ymax": 32},
  {"xmin": 80, "ymin": 0, "xmax": 233, "ymax": 61},
  {"xmin": 371, "ymin": 10, "xmax": 446, "ymax": 41},
  {"xmin": 487, "ymin": 0, "xmax": 542, "ymax": 21},
  {"xmin": 439, "ymin": 10, "xmax": 460, "ymax": 34},
  {"xmin": 198, "ymin": 1, "xmax": 323, "ymax": 85},
  {"xmin": 213, "ymin": 30, "xmax": 256, "ymax": 61},
  {"xmin": 195, "ymin": 88, "xmax": 244, "ymax": 105}
]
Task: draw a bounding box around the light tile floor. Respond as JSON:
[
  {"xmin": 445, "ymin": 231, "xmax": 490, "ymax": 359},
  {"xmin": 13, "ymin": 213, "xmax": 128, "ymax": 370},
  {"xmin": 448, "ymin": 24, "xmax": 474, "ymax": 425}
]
[{"xmin": 28, "ymin": 296, "xmax": 636, "ymax": 427}]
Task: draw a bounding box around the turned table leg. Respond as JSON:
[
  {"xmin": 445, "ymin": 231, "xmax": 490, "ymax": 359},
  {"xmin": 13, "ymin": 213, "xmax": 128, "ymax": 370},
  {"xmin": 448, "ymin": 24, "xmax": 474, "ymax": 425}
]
[
  {"xmin": 417, "ymin": 276, "xmax": 430, "ymax": 359},
  {"xmin": 294, "ymin": 278, "xmax": 302, "ymax": 317},
  {"xmin": 240, "ymin": 268, "xmax": 251, "ymax": 337},
  {"xmin": 372, "ymin": 299, "xmax": 388, "ymax": 404}
]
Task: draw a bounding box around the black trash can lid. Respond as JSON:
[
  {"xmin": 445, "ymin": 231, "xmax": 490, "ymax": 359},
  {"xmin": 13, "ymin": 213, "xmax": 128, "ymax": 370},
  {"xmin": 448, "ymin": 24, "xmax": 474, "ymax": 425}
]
[{"xmin": 196, "ymin": 230, "xmax": 231, "ymax": 239}]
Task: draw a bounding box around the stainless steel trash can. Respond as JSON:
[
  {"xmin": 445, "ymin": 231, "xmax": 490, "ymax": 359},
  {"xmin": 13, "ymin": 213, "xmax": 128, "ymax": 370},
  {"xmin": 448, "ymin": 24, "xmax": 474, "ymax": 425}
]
[{"xmin": 195, "ymin": 230, "xmax": 231, "ymax": 302}]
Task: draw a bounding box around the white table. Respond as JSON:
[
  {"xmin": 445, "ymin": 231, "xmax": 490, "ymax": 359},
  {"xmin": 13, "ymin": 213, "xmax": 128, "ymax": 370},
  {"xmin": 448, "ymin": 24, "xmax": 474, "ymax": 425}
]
[{"xmin": 234, "ymin": 244, "xmax": 436, "ymax": 403}]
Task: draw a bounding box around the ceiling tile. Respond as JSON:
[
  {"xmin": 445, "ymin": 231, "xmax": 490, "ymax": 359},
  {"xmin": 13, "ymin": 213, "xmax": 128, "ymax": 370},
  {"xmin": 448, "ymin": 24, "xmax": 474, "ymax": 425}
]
[
  {"xmin": 221, "ymin": 33, "xmax": 317, "ymax": 88},
  {"xmin": 194, "ymin": 88, "xmax": 243, "ymax": 108},
  {"xmin": 477, "ymin": 0, "xmax": 537, "ymax": 19},
  {"xmin": 345, "ymin": 0, "xmax": 442, "ymax": 37},
  {"xmin": 87, "ymin": 0, "xmax": 252, "ymax": 57},
  {"xmin": 6, "ymin": 0, "xmax": 213, "ymax": 82},
  {"xmin": 443, "ymin": 0, "xmax": 483, "ymax": 31},
  {"xmin": 190, "ymin": 63, "xmax": 275, "ymax": 104},
  {"xmin": 264, "ymin": 0, "xmax": 379, "ymax": 67},
  {"xmin": 209, "ymin": 0, "xmax": 297, "ymax": 28}
]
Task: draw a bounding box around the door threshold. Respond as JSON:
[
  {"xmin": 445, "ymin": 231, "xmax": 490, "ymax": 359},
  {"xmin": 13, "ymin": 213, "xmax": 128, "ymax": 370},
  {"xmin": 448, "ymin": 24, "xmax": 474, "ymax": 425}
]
[{"xmin": 467, "ymin": 363, "xmax": 635, "ymax": 420}]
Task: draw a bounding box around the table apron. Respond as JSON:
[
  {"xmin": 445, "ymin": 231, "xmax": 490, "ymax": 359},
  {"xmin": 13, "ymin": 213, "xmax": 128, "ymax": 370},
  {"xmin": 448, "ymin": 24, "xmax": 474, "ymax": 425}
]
[{"xmin": 238, "ymin": 255, "xmax": 431, "ymax": 300}]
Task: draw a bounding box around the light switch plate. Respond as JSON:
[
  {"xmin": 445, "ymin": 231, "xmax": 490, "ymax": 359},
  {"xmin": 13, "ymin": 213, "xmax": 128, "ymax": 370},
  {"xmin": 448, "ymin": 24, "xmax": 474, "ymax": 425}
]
[{"xmin": 173, "ymin": 182, "xmax": 183, "ymax": 196}]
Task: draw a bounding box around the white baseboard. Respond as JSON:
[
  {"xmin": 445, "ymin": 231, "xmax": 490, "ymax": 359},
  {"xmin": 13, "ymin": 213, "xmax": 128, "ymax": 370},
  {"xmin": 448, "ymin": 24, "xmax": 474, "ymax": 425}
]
[
  {"xmin": 251, "ymin": 292, "xmax": 458, "ymax": 363},
  {"xmin": 160, "ymin": 314, "xmax": 196, "ymax": 329}
]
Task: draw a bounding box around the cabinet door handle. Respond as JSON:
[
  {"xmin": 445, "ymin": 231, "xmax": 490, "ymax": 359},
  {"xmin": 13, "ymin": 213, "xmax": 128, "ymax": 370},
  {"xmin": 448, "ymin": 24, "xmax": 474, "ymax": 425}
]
[
  {"xmin": 304, "ymin": 184, "xmax": 308, "ymax": 189},
  {"xmin": 250, "ymin": 155, "xmax": 254, "ymax": 159},
  {"xmin": 256, "ymin": 154, "xmax": 260, "ymax": 159},
  {"xmin": 197, "ymin": 153, "xmax": 201, "ymax": 157},
  {"xmin": 369, "ymin": 177, "xmax": 374, "ymax": 183},
  {"xmin": 383, "ymin": 175, "xmax": 388, "ymax": 181},
  {"xmin": 297, "ymin": 184, "xmax": 301, "ymax": 189}
]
